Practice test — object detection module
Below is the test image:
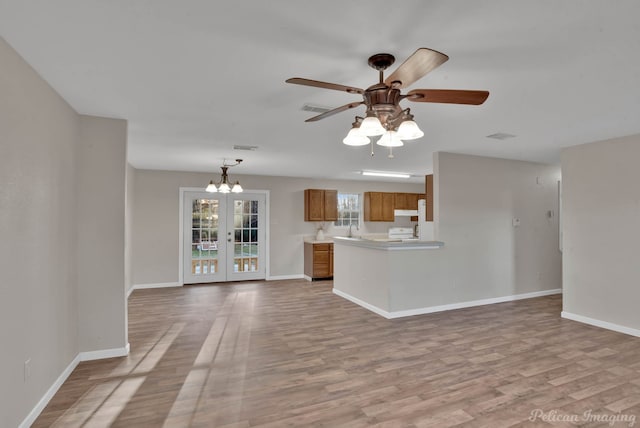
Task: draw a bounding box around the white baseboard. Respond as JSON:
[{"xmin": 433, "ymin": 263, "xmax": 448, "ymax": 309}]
[
  {"xmin": 129, "ymin": 282, "xmax": 181, "ymax": 298},
  {"xmin": 333, "ymin": 288, "xmax": 562, "ymax": 319},
  {"xmin": 332, "ymin": 289, "xmax": 390, "ymax": 318},
  {"xmin": 303, "ymin": 275, "xmax": 313, "ymax": 282},
  {"xmin": 561, "ymin": 311, "xmax": 640, "ymax": 338},
  {"xmin": 18, "ymin": 354, "xmax": 80, "ymax": 428},
  {"xmin": 20, "ymin": 342, "xmax": 130, "ymax": 427},
  {"xmin": 79, "ymin": 342, "xmax": 130, "ymax": 362},
  {"xmin": 267, "ymin": 274, "xmax": 305, "ymax": 281}
]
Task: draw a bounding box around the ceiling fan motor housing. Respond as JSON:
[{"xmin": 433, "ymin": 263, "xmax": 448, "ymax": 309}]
[{"xmin": 364, "ymin": 84, "xmax": 403, "ymax": 128}]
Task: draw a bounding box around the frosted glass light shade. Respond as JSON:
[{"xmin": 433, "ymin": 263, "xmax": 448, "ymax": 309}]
[
  {"xmin": 360, "ymin": 116, "xmax": 385, "ymax": 136},
  {"xmin": 343, "ymin": 128, "xmax": 370, "ymax": 146},
  {"xmin": 205, "ymin": 180, "xmax": 217, "ymax": 192},
  {"xmin": 231, "ymin": 182, "xmax": 243, "ymax": 193},
  {"xmin": 396, "ymin": 120, "xmax": 424, "ymax": 140},
  {"xmin": 218, "ymin": 182, "xmax": 231, "ymax": 193},
  {"xmin": 376, "ymin": 130, "xmax": 404, "ymax": 147}
]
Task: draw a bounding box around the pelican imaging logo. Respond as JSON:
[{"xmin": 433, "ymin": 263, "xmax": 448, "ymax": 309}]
[{"xmin": 529, "ymin": 409, "xmax": 636, "ymax": 426}]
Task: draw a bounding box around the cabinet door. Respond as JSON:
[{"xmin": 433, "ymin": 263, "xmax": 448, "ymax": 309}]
[
  {"xmin": 313, "ymin": 244, "xmax": 330, "ymax": 277},
  {"xmin": 382, "ymin": 192, "xmax": 395, "ymax": 221},
  {"xmin": 329, "ymin": 243, "xmax": 334, "ymax": 276},
  {"xmin": 425, "ymin": 175, "xmax": 434, "ymax": 221},
  {"xmin": 364, "ymin": 192, "xmax": 381, "ymax": 221},
  {"xmin": 394, "ymin": 193, "xmax": 408, "ymax": 210},
  {"xmin": 323, "ymin": 190, "xmax": 338, "ymax": 221},
  {"xmin": 364, "ymin": 192, "xmax": 395, "ymax": 222},
  {"xmin": 304, "ymin": 189, "xmax": 325, "ymax": 221}
]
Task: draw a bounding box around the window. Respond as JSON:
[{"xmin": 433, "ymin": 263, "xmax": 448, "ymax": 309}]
[{"xmin": 335, "ymin": 193, "xmax": 360, "ymax": 227}]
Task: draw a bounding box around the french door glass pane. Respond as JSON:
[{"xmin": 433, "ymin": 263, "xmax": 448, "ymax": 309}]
[
  {"xmin": 232, "ymin": 200, "xmax": 259, "ymax": 272},
  {"xmin": 191, "ymin": 199, "xmax": 219, "ymax": 275}
]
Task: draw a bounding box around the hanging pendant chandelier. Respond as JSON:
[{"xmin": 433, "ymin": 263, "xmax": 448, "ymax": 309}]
[{"xmin": 205, "ymin": 159, "xmax": 243, "ymax": 193}]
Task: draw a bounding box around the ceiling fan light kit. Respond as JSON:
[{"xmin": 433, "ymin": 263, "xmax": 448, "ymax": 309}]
[
  {"xmin": 206, "ymin": 159, "xmax": 243, "ymax": 194},
  {"xmin": 286, "ymin": 47, "xmax": 489, "ymax": 154}
]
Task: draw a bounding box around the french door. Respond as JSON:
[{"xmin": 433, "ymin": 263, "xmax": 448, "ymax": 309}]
[{"xmin": 183, "ymin": 191, "xmax": 266, "ymax": 284}]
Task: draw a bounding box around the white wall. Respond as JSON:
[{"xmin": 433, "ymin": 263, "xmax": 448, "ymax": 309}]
[
  {"xmin": 132, "ymin": 169, "xmax": 424, "ymax": 285},
  {"xmin": 561, "ymin": 135, "xmax": 640, "ymax": 334},
  {"xmin": 434, "ymin": 152, "xmax": 562, "ymax": 300},
  {"xmin": 0, "ymin": 37, "xmax": 129, "ymax": 427},
  {"xmin": 0, "ymin": 37, "xmax": 80, "ymax": 428},
  {"xmin": 76, "ymin": 116, "xmax": 128, "ymax": 353}
]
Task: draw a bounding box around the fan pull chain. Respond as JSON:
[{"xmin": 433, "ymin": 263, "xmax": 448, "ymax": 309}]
[
  {"xmin": 388, "ymin": 147, "xmax": 394, "ymax": 158},
  {"xmin": 370, "ymin": 139, "xmax": 375, "ymax": 157}
]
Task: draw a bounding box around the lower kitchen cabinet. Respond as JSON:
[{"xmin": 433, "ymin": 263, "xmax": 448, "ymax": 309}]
[{"xmin": 304, "ymin": 242, "xmax": 333, "ymax": 280}]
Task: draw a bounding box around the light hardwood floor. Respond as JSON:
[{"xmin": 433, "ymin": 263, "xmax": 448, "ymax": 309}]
[{"xmin": 34, "ymin": 280, "xmax": 640, "ymax": 427}]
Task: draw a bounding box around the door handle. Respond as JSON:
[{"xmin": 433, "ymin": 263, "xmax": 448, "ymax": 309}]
[{"xmin": 227, "ymin": 238, "xmax": 232, "ymax": 242}]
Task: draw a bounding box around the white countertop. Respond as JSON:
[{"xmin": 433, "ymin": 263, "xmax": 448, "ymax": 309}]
[
  {"xmin": 303, "ymin": 236, "xmax": 335, "ymax": 244},
  {"xmin": 333, "ymin": 236, "xmax": 444, "ymax": 251}
]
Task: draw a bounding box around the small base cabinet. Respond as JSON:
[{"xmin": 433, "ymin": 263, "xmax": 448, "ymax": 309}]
[{"xmin": 304, "ymin": 242, "xmax": 333, "ymax": 280}]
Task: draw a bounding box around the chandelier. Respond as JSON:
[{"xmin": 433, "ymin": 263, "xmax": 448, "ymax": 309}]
[{"xmin": 205, "ymin": 159, "xmax": 243, "ymax": 193}]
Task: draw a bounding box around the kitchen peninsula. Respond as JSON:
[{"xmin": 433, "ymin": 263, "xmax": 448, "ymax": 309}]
[{"xmin": 333, "ymin": 236, "xmax": 451, "ymax": 319}]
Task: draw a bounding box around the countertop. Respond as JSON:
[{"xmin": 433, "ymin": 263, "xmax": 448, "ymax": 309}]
[
  {"xmin": 333, "ymin": 236, "xmax": 444, "ymax": 251},
  {"xmin": 303, "ymin": 236, "xmax": 335, "ymax": 244}
]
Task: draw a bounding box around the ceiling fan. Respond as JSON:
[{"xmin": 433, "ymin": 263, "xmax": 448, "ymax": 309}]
[{"xmin": 286, "ymin": 48, "xmax": 489, "ymax": 149}]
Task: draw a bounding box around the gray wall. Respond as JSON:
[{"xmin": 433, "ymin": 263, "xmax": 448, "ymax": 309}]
[
  {"xmin": 76, "ymin": 116, "xmax": 128, "ymax": 353},
  {"xmin": 1, "ymin": 36, "xmax": 80, "ymax": 428},
  {"xmin": 132, "ymin": 169, "xmax": 424, "ymax": 285},
  {"xmin": 0, "ymin": 37, "xmax": 128, "ymax": 427},
  {"xmin": 562, "ymin": 135, "xmax": 640, "ymax": 332},
  {"xmin": 434, "ymin": 152, "xmax": 562, "ymax": 299}
]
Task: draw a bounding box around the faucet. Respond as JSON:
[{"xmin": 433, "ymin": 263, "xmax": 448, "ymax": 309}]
[{"xmin": 348, "ymin": 223, "xmax": 359, "ymax": 238}]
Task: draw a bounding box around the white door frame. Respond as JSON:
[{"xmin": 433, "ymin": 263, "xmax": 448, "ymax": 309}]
[{"xmin": 179, "ymin": 187, "xmax": 270, "ymax": 285}]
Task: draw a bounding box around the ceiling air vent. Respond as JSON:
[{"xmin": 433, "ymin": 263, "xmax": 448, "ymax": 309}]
[
  {"xmin": 301, "ymin": 103, "xmax": 331, "ymax": 113},
  {"xmin": 486, "ymin": 132, "xmax": 516, "ymax": 140},
  {"xmin": 233, "ymin": 145, "xmax": 259, "ymax": 151}
]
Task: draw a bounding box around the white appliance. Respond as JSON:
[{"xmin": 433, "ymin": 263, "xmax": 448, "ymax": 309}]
[
  {"xmin": 417, "ymin": 199, "xmax": 434, "ymax": 241},
  {"xmin": 393, "ymin": 209, "xmax": 419, "ymax": 217},
  {"xmin": 388, "ymin": 227, "xmax": 416, "ymax": 241}
]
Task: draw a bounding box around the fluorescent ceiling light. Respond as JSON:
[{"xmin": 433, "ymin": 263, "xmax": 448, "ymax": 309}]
[{"xmin": 362, "ymin": 171, "xmax": 411, "ymax": 179}]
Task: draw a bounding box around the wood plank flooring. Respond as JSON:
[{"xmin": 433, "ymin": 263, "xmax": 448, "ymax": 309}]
[{"xmin": 33, "ymin": 280, "xmax": 640, "ymax": 427}]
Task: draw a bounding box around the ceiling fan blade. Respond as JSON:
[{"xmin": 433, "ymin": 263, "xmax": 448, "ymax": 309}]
[
  {"xmin": 406, "ymin": 89, "xmax": 490, "ymax": 105},
  {"xmin": 305, "ymin": 101, "xmax": 364, "ymax": 122},
  {"xmin": 286, "ymin": 78, "xmax": 364, "ymax": 95},
  {"xmin": 384, "ymin": 48, "xmax": 449, "ymax": 89}
]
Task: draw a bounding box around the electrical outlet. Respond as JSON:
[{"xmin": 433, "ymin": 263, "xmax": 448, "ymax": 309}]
[{"xmin": 24, "ymin": 358, "xmax": 31, "ymax": 381}]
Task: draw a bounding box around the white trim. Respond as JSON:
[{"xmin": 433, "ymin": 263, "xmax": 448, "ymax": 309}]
[
  {"xmin": 268, "ymin": 274, "xmax": 304, "ymax": 281},
  {"xmin": 79, "ymin": 343, "xmax": 130, "ymax": 362},
  {"xmin": 134, "ymin": 282, "xmax": 182, "ymax": 290},
  {"xmin": 332, "ymin": 289, "xmax": 390, "ymax": 318},
  {"xmin": 333, "ymin": 288, "xmax": 562, "ymax": 319},
  {"xmin": 18, "ymin": 354, "xmax": 80, "ymax": 428},
  {"xmin": 561, "ymin": 311, "xmax": 640, "ymax": 338},
  {"xmin": 303, "ymin": 275, "xmax": 313, "ymax": 282},
  {"xmin": 19, "ymin": 342, "xmax": 131, "ymax": 427}
]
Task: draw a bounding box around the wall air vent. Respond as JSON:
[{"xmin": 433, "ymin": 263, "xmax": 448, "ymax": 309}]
[
  {"xmin": 233, "ymin": 145, "xmax": 259, "ymax": 151},
  {"xmin": 486, "ymin": 132, "xmax": 516, "ymax": 140},
  {"xmin": 301, "ymin": 103, "xmax": 331, "ymax": 113}
]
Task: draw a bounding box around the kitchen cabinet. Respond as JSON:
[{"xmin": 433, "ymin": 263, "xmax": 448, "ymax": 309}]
[
  {"xmin": 304, "ymin": 242, "xmax": 333, "ymax": 280},
  {"xmin": 304, "ymin": 189, "xmax": 338, "ymax": 221},
  {"xmin": 363, "ymin": 192, "xmax": 395, "ymax": 222},
  {"xmin": 394, "ymin": 192, "xmax": 426, "ymax": 210},
  {"xmin": 425, "ymin": 175, "xmax": 433, "ymax": 221}
]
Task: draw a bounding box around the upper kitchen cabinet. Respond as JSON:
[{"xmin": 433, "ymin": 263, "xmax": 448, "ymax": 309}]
[
  {"xmin": 363, "ymin": 192, "xmax": 395, "ymax": 222},
  {"xmin": 394, "ymin": 193, "xmax": 422, "ymax": 210},
  {"xmin": 425, "ymin": 175, "xmax": 434, "ymax": 221},
  {"xmin": 304, "ymin": 189, "xmax": 338, "ymax": 221}
]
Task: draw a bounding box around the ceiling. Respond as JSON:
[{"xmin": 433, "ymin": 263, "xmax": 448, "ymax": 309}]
[{"xmin": 2, "ymin": 1, "xmax": 640, "ymax": 182}]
